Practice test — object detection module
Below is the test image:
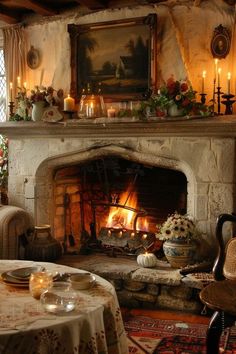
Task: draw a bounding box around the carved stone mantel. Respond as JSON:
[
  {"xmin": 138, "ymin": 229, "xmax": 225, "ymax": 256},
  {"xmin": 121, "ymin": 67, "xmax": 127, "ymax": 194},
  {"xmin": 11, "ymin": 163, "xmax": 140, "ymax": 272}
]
[{"xmin": 1, "ymin": 115, "xmax": 236, "ymax": 138}]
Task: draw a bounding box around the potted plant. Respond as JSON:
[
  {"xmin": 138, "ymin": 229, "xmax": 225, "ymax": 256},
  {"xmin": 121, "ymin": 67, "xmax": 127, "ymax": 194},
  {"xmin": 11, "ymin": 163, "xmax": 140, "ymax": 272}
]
[{"xmin": 156, "ymin": 212, "xmax": 198, "ymax": 268}]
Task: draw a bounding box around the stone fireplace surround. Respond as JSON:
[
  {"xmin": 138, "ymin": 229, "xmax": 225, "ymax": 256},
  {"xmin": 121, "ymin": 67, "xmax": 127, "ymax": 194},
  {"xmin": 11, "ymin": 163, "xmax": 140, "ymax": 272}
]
[{"xmin": 0, "ymin": 115, "xmax": 235, "ymax": 259}]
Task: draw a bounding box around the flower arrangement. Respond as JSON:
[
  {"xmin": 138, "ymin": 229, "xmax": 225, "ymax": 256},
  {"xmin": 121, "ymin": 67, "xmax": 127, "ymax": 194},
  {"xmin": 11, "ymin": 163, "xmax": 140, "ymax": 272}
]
[
  {"xmin": 156, "ymin": 212, "xmax": 197, "ymax": 241},
  {"xmin": 139, "ymin": 76, "xmax": 212, "ymax": 118},
  {"xmin": 29, "ymin": 86, "xmax": 55, "ymax": 105}
]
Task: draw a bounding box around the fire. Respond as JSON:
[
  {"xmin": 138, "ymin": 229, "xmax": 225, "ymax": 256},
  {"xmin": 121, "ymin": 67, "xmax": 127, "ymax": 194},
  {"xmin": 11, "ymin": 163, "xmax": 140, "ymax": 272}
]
[{"xmin": 106, "ymin": 186, "xmax": 149, "ymax": 232}]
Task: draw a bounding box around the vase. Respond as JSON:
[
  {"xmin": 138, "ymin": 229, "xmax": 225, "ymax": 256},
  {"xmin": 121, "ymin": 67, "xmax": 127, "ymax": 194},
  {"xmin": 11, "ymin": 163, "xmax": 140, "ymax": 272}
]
[
  {"xmin": 31, "ymin": 101, "xmax": 46, "ymax": 121},
  {"xmin": 163, "ymin": 239, "xmax": 196, "ymax": 268},
  {"xmin": 167, "ymin": 103, "xmax": 185, "ymax": 117}
]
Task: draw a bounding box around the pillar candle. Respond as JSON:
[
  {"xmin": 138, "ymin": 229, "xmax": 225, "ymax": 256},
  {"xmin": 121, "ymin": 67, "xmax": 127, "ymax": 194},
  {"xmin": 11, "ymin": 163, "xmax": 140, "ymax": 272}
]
[
  {"xmin": 227, "ymin": 72, "xmax": 231, "ymax": 94},
  {"xmin": 202, "ymin": 71, "xmax": 206, "ymax": 93},
  {"xmin": 64, "ymin": 94, "xmax": 75, "ymax": 111},
  {"xmin": 107, "ymin": 106, "xmax": 116, "ymax": 118}
]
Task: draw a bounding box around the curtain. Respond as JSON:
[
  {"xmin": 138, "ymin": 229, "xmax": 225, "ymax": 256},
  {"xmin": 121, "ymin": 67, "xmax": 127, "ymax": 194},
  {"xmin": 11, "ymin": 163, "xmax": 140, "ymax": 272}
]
[{"xmin": 3, "ymin": 26, "xmax": 27, "ymax": 118}]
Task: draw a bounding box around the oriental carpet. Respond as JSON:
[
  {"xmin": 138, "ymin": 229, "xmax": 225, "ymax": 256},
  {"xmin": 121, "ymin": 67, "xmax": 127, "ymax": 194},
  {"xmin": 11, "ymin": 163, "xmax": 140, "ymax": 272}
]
[{"xmin": 122, "ymin": 309, "xmax": 236, "ymax": 354}]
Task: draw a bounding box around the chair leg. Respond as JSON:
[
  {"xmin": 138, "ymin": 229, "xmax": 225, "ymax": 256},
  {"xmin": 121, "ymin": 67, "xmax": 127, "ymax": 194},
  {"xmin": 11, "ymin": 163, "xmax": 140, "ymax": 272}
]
[
  {"xmin": 206, "ymin": 311, "xmax": 222, "ymax": 354},
  {"xmin": 206, "ymin": 311, "xmax": 235, "ymax": 354}
]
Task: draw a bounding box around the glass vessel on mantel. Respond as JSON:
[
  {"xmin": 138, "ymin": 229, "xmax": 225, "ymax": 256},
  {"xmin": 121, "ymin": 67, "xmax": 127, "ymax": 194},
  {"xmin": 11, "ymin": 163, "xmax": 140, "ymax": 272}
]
[{"xmin": 78, "ymin": 93, "xmax": 105, "ymax": 118}]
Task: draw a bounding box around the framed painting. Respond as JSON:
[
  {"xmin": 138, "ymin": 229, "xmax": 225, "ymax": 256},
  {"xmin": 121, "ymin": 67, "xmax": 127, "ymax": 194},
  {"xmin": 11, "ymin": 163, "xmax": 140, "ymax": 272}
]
[
  {"xmin": 211, "ymin": 24, "xmax": 231, "ymax": 59},
  {"xmin": 68, "ymin": 13, "xmax": 157, "ymax": 101}
]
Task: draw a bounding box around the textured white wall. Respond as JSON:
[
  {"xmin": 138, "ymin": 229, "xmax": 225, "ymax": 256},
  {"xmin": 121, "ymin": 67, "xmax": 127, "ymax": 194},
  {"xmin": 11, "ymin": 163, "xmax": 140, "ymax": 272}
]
[{"xmin": 23, "ymin": 0, "xmax": 236, "ymax": 111}]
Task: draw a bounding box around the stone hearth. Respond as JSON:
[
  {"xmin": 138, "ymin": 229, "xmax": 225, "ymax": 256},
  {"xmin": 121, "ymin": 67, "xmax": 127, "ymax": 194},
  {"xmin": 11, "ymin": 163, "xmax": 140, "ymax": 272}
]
[{"xmin": 57, "ymin": 253, "xmax": 212, "ymax": 313}]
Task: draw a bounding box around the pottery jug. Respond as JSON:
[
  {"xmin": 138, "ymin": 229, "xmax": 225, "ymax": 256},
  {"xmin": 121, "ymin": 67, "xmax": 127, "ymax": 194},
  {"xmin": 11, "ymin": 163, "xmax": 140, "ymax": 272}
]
[{"xmin": 25, "ymin": 225, "xmax": 62, "ymax": 261}]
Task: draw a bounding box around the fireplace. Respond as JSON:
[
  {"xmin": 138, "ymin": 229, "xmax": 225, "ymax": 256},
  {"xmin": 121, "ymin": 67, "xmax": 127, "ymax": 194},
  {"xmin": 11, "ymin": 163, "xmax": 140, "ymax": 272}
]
[
  {"xmin": 1, "ymin": 118, "xmax": 235, "ymax": 261},
  {"xmin": 53, "ymin": 156, "xmax": 187, "ymax": 253}
]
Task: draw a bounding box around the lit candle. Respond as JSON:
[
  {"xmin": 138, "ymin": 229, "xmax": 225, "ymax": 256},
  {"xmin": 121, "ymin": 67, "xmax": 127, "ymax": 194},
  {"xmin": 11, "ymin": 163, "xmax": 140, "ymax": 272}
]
[
  {"xmin": 29, "ymin": 271, "xmax": 53, "ymax": 300},
  {"xmin": 64, "ymin": 94, "xmax": 75, "ymax": 111},
  {"xmin": 87, "ymin": 101, "xmax": 94, "ymax": 117},
  {"xmin": 23, "ymin": 82, "xmax": 27, "ymax": 89},
  {"xmin": 227, "ymin": 72, "xmax": 231, "ymax": 94},
  {"xmin": 202, "ymin": 70, "xmax": 206, "ymax": 93},
  {"xmin": 218, "ymin": 68, "xmax": 221, "ymax": 87},
  {"xmin": 9, "ymin": 82, "xmax": 13, "ymax": 101},
  {"xmin": 17, "ymin": 76, "xmax": 21, "ymax": 88},
  {"xmin": 107, "ymin": 106, "xmax": 116, "ymax": 118},
  {"xmin": 214, "ymin": 59, "xmax": 218, "ymax": 81}
]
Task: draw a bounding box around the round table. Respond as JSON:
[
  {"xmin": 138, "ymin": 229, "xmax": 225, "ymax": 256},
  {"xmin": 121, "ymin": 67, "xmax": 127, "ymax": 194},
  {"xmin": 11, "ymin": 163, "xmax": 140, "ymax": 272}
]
[{"xmin": 0, "ymin": 260, "xmax": 128, "ymax": 354}]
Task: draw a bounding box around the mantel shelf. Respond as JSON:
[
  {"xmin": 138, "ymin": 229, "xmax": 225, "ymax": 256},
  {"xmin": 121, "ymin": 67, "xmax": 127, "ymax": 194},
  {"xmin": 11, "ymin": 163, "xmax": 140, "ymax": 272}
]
[{"xmin": 1, "ymin": 115, "xmax": 236, "ymax": 138}]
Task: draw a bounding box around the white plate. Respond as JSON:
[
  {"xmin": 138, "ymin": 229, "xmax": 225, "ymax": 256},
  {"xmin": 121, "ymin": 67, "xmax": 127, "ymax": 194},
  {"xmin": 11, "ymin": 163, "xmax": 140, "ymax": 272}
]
[{"xmin": 42, "ymin": 106, "xmax": 63, "ymax": 122}]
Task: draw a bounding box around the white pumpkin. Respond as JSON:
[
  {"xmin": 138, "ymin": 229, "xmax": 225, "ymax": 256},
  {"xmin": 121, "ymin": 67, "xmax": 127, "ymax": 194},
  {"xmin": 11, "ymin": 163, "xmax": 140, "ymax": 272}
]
[{"xmin": 137, "ymin": 252, "xmax": 157, "ymax": 268}]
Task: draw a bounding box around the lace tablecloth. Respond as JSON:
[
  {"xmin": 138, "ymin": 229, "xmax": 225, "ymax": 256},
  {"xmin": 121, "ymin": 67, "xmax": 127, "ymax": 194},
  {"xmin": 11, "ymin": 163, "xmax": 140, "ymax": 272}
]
[{"xmin": 0, "ymin": 260, "xmax": 128, "ymax": 354}]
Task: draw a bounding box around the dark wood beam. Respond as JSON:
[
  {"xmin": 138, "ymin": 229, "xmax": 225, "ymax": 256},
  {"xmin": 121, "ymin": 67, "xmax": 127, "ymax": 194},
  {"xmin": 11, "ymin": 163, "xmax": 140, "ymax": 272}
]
[
  {"xmin": 0, "ymin": 4, "xmax": 20, "ymax": 24},
  {"xmin": 14, "ymin": 0, "xmax": 57, "ymax": 16},
  {"xmin": 75, "ymin": 0, "xmax": 108, "ymax": 9}
]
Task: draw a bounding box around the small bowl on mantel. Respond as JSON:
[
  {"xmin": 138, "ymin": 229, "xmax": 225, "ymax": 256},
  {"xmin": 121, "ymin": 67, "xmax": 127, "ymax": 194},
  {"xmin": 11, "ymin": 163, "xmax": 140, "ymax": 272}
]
[{"xmin": 69, "ymin": 273, "xmax": 96, "ymax": 290}]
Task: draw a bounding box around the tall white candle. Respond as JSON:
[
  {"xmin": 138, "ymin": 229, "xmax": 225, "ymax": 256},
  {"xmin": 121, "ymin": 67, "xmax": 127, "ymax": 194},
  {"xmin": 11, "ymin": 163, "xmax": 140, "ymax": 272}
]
[
  {"xmin": 202, "ymin": 70, "xmax": 206, "ymax": 93},
  {"xmin": 9, "ymin": 82, "xmax": 13, "ymax": 101},
  {"xmin": 214, "ymin": 59, "xmax": 218, "ymax": 81},
  {"xmin": 17, "ymin": 76, "xmax": 21, "ymax": 88},
  {"xmin": 218, "ymin": 68, "xmax": 221, "ymax": 87},
  {"xmin": 227, "ymin": 72, "xmax": 231, "ymax": 94}
]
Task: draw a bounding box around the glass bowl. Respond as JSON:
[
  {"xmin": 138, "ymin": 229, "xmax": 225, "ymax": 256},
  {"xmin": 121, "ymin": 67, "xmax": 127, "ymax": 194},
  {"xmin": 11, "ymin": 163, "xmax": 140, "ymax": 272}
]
[{"xmin": 40, "ymin": 281, "xmax": 77, "ymax": 313}]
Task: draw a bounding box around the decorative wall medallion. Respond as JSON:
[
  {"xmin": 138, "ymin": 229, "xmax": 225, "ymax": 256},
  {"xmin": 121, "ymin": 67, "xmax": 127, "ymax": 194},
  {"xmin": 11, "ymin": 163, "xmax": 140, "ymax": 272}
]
[
  {"xmin": 211, "ymin": 24, "xmax": 231, "ymax": 59},
  {"xmin": 27, "ymin": 46, "xmax": 41, "ymax": 69}
]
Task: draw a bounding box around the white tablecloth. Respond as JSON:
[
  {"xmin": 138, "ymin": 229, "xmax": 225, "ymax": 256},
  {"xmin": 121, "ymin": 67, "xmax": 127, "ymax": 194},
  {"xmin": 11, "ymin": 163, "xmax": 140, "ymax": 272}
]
[{"xmin": 0, "ymin": 260, "xmax": 128, "ymax": 354}]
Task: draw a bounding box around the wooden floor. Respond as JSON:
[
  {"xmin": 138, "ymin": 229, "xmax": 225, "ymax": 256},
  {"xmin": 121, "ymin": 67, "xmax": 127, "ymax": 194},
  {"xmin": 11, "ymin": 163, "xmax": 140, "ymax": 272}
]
[{"xmin": 121, "ymin": 308, "xmax": 210, "ymax": 325}]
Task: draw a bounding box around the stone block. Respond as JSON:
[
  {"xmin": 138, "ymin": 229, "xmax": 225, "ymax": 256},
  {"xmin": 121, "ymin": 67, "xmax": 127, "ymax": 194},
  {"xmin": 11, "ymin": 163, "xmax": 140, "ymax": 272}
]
[
  {"xmin": 132, "ymin": 267, "xmax": 182, "ymax": 286},
  {"xmin": 161, "ymin": 284, "xmax": 193, "ymax": 300},
  {"xmin": 156, "ymin": 294, "xmax": 201, "ymax": 313},
  {"xmin": 123, "ymin": 280, "xmax": 146, "ymax": 292}
]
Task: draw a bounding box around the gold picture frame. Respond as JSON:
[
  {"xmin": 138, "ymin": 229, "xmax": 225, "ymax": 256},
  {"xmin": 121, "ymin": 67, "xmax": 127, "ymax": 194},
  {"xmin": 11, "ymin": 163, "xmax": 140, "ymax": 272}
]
[
  {"xmin": 68, "ymin": 13, "xmax": 157, "ymax": 102},
  {"xmin": 211, "ymin": 24, "xmax": 231, "ymax": 59}
]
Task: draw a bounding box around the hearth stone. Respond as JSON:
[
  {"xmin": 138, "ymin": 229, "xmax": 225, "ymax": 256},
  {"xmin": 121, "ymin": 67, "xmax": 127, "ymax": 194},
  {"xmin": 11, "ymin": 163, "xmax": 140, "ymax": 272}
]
[{"xmin": 57, "ymin": 254, "xmax": 207, "ymax": 313}]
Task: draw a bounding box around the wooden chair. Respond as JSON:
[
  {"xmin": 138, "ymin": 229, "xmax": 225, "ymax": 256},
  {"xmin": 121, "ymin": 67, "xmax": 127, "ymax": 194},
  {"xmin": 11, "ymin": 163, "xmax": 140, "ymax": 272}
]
[{"xmin": 200, "ymin": 213, "xmax": 236, "ymax": 354}]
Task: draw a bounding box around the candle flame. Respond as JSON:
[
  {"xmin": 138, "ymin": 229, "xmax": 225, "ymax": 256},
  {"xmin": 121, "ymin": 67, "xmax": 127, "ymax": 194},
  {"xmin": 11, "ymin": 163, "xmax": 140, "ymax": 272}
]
[
  {"xmin": 228, "ymin": 72, "xmax": 231, "ymax": 80},
  {"xmin": 202, "ymin": 70, "xmax": 206, "ymax": 78},
  {"xmin": 218, "ymin": 68, "xmax": 222, "ymax": 74},
  {"xmin": 10, "ymin": 82, "xmax": 13, "ymax": 89}
]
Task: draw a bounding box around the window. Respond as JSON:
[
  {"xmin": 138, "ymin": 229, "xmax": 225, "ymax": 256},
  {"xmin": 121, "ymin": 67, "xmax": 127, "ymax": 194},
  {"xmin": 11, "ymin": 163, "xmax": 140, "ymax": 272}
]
[{"xmin": 0, "ymin": 49, "xmax": 6, "ymax": 122}]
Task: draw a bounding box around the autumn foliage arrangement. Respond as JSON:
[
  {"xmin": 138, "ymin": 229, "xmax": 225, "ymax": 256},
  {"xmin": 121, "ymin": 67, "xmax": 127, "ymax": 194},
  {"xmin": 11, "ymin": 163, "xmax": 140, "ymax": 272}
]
[{"xmin": 139, "ymin": 76, "xmax": 212, "ymax": 118}]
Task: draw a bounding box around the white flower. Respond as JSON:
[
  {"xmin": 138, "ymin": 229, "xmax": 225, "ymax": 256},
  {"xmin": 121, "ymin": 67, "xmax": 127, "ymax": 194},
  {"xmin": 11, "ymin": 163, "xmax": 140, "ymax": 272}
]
[{"xmin": 156, "ymin": 213, "xmax": 196, "ymax": 241}]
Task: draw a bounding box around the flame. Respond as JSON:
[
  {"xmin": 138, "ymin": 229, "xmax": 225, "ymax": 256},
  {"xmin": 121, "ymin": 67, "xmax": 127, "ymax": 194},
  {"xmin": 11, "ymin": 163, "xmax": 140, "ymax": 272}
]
[
  {"xmin": 106, "ymin": 185, "xmax": 149, "ymax": 232},
  {"xmin": 137, "ymin": 217, "xmax": 149, "ymax": 231},
  {"xmin": 106, "ymin": 186, "xmax": 138, "ymax": 229}
]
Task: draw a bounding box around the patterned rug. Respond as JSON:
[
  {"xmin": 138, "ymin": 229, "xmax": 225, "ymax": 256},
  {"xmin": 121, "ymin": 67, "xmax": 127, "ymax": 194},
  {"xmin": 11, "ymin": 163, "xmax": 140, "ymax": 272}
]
[{"xmin": 123, "ymin": 312, "xmax": 236, "ymax": 354}]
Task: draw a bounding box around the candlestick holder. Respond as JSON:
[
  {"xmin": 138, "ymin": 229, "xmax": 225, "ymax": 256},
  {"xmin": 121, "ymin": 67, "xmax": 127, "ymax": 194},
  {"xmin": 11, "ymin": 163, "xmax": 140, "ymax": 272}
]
[
  {"xmin": 63, "ymin": 110, "xmax": 77, "ymax": 120},
  {"xmin": 221, "ymin": 93, "xmax": 236, "ymax": 115},
  {"xmin": 199, "ymin": 93, "xmax": 207, "ymax": 105},
  {"xmin": 215, "ymin": 86, "xmax": 224, "ymax": 115},
  {"xmin": 8, "ymin": 101, "xmax": 15, "ymax": 119}
]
